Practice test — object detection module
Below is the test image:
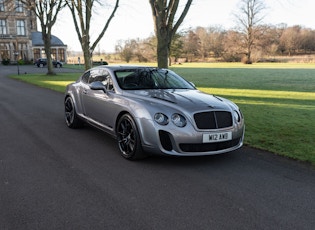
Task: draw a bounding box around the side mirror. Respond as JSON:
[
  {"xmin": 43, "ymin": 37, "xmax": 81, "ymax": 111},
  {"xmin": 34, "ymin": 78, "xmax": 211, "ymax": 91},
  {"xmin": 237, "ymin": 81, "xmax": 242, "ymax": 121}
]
[{"xmin": 89, "ymin": 81, "xmax": 106, "ymax": 92}]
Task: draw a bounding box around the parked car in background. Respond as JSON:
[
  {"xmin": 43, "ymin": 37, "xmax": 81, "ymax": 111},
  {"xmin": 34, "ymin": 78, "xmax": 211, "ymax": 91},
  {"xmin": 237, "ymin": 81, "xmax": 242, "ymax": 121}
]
[
  {"xmin": 35, "ymin": 58, "xmax": 63, "ymax": 68},
  {"xmin": 64, "ymin": 66, "xmax": 245, "ymax": 160}
]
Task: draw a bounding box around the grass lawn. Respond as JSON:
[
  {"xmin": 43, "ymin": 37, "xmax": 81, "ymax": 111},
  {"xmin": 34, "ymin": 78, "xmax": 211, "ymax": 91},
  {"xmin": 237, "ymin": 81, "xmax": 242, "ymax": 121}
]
[{"xmin": 10, "ymin": 63, "xmax": 315, "ymax": 165}]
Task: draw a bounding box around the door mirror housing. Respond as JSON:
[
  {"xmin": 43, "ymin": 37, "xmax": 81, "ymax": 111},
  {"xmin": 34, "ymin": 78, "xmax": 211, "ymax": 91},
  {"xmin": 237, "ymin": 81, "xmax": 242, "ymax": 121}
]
[{"xmin": 89, "ymin": 81, "xmax": 106, "ymax": 92}]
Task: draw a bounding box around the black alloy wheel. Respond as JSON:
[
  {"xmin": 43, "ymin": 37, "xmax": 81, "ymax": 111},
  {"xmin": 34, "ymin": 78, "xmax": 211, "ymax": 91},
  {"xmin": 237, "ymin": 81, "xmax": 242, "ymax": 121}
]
[
  {"xmin": 116, "ymin": 114, "xmax": 146, "ymax": 160},
  {"xmin": 64, "ymin": 96, "xmax": 83, "ymax": 128}
]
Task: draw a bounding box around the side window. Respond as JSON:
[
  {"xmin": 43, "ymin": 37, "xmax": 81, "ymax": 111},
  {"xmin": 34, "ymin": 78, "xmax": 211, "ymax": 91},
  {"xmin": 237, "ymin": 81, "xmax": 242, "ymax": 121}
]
[
  {"xmin": 89, "ymin": 69, "xmax": 107, "ymax": 84},
  {"xmin": 89, "ymin": 74, "xmax": 108, "ymax": 84},
  {"xmin": 81, "ymin": 71, "xmax": 90, "ymax": 84},
  {"xmin": 88, "ymin": 69, "xmax": 115, "ymax": 92},
  {"xmin": 107, "ymin": 77, "xmax": 114, "ymax": 92}
]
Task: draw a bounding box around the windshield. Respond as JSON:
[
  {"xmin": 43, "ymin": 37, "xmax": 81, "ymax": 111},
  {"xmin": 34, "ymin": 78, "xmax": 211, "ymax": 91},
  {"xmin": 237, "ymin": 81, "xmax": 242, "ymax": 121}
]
[{"xmin": 115, "ymin": 68, "xmax": 195, "ymax": 90}]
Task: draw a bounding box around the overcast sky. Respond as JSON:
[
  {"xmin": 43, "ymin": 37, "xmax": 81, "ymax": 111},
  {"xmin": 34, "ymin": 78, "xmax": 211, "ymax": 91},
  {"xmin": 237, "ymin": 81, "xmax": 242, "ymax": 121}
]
[{"xmin": 51, "ymin": 0, "xmax": 315, "ymax": 52}]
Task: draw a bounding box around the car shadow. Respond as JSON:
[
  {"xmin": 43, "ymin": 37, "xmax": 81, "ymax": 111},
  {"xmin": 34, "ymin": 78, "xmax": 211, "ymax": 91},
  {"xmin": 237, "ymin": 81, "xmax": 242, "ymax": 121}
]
[
  {"xmin": 75, "ymin": 123, "xmax": 242, "ymax": 167},
  {"xmin": 141, "ymin": 149, "xmax": 241, "ymax": 167}
]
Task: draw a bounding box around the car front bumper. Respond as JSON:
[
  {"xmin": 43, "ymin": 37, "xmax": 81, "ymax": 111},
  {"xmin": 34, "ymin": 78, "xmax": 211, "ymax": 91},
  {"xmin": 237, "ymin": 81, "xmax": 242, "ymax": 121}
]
[{"xmin": 138, "ymin": 117, "xmax": 245, "ymax": 156}]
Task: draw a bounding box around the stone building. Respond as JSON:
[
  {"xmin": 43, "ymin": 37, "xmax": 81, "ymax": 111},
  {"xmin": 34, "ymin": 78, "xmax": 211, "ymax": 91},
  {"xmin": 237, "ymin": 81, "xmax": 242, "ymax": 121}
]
[
  {"xmin": 31, "ymin": 31, "xmax": 67, "ymax": 62},
  {"xmin": 0, "ymin": 0, "xmax": 67, "ymax": 64}
]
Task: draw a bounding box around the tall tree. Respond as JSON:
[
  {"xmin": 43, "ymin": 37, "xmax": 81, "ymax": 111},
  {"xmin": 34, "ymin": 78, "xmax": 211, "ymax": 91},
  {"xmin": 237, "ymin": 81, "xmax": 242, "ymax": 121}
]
[
  {"xmin": 279, "ymin": 25, "xmax": 302, "ymax": 56},
  {"xmin": 115, "ymin": 39, "xmax": 138, "ymax": 63},
  {"xmin": 234, "ymin": 0, "xmax": 266, "ymax": 64},
  {"xmin": 183, "ymin": 30, "xmax": 200, "ymax": 62},
  {"xmin": 169, "ymin": 32, "xmax": 184, "ymax": 64},
  {"xmin": 22, "ymin": 0, "xmax": 65, "ymax": 75},
  {"xmin": 65, "ymin": 0, "xmax": 119, "ymax": 70},
  {"xmin": 149, "ymin": 0, "xmax": 192, "ymax": 68}
]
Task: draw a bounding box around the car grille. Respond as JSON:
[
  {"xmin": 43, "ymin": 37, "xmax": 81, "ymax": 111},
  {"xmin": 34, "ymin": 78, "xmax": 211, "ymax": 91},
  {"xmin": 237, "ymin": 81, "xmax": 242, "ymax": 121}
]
[
  {"xmin": 179, "ymin": 138, "xmax": 241, "ymax": 153},
  {"xmin": 194, "ymin": 111, "xmax": 232, "ymax": 129}
]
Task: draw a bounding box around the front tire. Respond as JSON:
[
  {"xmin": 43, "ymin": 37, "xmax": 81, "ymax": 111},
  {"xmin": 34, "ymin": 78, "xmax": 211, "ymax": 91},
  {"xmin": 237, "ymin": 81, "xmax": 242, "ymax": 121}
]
[
  {"xmin": 116, "ymin": 114, "xmax": 146, "ymax": 160},
  {"xmin": 64, "ymin": 96, "xmax": 83, "ymax": 128}
]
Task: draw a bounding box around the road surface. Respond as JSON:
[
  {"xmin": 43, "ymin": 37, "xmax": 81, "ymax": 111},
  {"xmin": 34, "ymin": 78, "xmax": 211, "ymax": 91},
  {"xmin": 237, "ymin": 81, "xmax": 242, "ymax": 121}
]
[{"xmin": 0, "ymin": 65, "xmax": 314, "ymax": 230}]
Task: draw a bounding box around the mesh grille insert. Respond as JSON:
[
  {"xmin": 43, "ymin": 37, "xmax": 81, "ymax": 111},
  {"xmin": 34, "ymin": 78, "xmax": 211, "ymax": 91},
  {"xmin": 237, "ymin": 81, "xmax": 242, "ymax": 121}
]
[{"xmin": 194, "ymin": 111, "xmax": 232, "ymax": 129}]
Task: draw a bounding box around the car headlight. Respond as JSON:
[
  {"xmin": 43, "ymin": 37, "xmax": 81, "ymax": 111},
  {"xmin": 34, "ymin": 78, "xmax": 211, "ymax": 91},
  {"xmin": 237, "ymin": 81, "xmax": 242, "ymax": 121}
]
[
  {"xmin": 154, "ymin": 113, "xmax": 169, "ymax": 125},
  {"xmin": 171, "ymin": 113, "xmax": 187, "ymax": 127},
  {"xmin": 233, "ymin": 110, "xmax": 241, "ymax": 123}
]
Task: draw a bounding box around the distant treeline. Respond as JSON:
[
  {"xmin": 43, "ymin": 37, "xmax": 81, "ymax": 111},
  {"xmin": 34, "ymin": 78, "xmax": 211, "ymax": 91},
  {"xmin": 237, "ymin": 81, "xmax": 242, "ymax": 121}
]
[
  {"xmin": 66, "ymin": 24, "xmax": 315, "ymax": 64},
  {"xmin": 110, "ymin": 24, "xmax": 315, "ymax": 63}
]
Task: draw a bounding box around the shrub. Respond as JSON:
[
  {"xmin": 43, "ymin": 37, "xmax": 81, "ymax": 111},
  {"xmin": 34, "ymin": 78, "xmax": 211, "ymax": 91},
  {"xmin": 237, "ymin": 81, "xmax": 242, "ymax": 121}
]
[
  {"xmin": 93, "ymin": 61, "xmax": 108, "ymax": 65},
  {"xmin": 2, "ymin": 59, "xmax": 10, "ymax": 65},
  {"xmin": 222, "ymin": 54, "xmax": 241, "ymax": 62},
  {"xmin": 241, "ymin": 56, "xmax": 252, "ymax": 64},
  {"xmin": 18, "ymin": 59, "xmax": 25, "ymax": 65}
]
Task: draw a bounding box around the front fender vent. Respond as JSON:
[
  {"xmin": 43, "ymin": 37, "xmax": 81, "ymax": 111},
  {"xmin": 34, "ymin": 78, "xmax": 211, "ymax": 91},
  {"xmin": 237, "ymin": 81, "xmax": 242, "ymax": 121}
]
[{"xmin": 159, "ymin": 130, "xmax": 173, "ymax": 151}]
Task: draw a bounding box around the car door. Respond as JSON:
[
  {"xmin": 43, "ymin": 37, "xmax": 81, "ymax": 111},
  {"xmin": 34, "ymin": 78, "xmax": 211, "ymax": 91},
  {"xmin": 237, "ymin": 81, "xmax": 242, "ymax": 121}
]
[{"xmin": 81, "ymin": 69, "xmax": 117, "ymax": 131}]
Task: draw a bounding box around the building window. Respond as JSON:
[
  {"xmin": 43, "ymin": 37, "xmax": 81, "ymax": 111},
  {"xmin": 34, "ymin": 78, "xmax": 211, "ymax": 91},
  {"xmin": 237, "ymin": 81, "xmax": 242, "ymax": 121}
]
[
  {"xmin": 33, "ymin": 48, "xmax": 41, "ymax": 60},
  {"xmin": 0, "ymin": 0, "xmax": 5, "ymax": 12},
  {"xmin": 16, "ymin": 20, "xmax": 26, "ymax": 35},
  {"xmin": 58, "ymin": 48, "xmax": 65, "ymax": 62},
  {"xmin": 51, "ymin": 48, "xmax": 57, "ymax": 60},
  {"xmin": 0, "ymin": 19, "xmax": 6, "ymax": 35},
  {"xmin": 0, "ymin": 43, "xmax": 10, "ymax": 60},
  {"xmin": 16, "ymin": 0, "xmax": 23, "ymax": 12}
]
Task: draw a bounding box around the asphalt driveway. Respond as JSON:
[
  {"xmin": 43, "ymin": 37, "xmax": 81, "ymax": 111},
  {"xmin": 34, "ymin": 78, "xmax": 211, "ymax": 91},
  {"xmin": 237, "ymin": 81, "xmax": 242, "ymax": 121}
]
[{"xmin": 0, "ymin": 64, "xmax": 314, "ymax": 230}]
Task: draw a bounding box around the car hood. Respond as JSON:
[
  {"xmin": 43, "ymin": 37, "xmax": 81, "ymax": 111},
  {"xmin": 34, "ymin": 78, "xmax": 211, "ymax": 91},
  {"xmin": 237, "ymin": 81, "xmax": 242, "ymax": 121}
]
[{"xmin": 124, "ymin": 89, "xmax": 234, "ymax": 111}]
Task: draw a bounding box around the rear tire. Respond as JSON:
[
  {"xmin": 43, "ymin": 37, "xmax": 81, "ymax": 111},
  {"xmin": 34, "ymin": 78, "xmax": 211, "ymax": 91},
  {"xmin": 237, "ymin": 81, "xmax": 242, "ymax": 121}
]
[
  {"xmin": 116, "ymin": 114, "xmax": 146, "ymax": 160},
  {"xmin": 64, "ymin": 96, "xmax": 84, "ymax": 128}
]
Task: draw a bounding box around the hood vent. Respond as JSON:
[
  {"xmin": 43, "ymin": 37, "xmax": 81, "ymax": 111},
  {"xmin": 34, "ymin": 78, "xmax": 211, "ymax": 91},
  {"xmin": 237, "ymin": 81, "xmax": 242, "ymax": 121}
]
[{"xmin": 151, "ymin": 96, "xmax": 176, "ymax": 104}]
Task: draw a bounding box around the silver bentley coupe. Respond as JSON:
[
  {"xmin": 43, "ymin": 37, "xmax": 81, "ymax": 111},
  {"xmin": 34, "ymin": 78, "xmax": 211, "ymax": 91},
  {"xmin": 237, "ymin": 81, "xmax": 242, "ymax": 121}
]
[{"xmin": 64, "ymin": 65, "xmax": 245, "ymax": 160}]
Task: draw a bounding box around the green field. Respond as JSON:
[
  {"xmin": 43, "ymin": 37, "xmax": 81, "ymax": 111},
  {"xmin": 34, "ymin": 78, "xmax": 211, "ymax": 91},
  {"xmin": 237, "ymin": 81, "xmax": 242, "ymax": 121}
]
[{"xmin": 10, "ymin": 63, "xmax": 315, "ymax": 165}]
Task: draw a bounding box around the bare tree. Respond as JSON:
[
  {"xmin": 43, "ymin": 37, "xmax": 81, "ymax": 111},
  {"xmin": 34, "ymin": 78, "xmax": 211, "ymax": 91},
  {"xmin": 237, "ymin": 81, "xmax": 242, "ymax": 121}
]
[
  {"xmin": 234, "ymin": 0, "xmax": 266, "ymax": 63},
  {"xmin": 115, "ymin": 39, "xmax": 138, "ymax": 63},
  {"xmin": 300, "ymin": 29, "xmax": 315, "ymax": 53},
  {"xmin": 195, "ymin": 27, "xmax": 209, "ymax": 60},
  {"xmin": 149, "ymin": 0, "xmax": 192, "ymax": 68},
  {"xmin": 279, "ymin": 25, "xmax": 302, "ymax": 56},
  {"xmin": 65, "ymin": 0, "xmax": 119, "ymax": 70},
  {"xmin": 222, "ymin": 30, "xmax": 243, "ymax": 62},
  {"xmin": 208, "ymin": 27, "xmax": 225, "ymax": 58},
  {"xmin": 22, "ymin": 0, "xmax": 65, "ymax": 75},
  {"xmin": 183, "ymin": 30, "xmax": 200, "ymax": 62}
]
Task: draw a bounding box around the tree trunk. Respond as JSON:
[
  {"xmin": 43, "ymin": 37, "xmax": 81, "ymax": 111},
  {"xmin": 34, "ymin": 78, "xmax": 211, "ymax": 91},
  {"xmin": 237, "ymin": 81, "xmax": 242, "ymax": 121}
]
[
  {"xmin": 66, "ymin": 0, "xmax": 119, "ymax": 71},
  {"xmin": 149, "ymin": 0, "xmax": 192, "ymax": 69},
  {"xmin": 43, "ymin": 33, "xmax": 55, "ymax": 75},
  {"xmin": 83, "ymin": 47, "xmax": 92, "ymax": 70},
  {"xmin": 156, "ymin": 34, "xmax": 169, "ymax": 68},
  {"xmin": 247, "ymin": 44, "xmax": 252, "ymax": 64}
]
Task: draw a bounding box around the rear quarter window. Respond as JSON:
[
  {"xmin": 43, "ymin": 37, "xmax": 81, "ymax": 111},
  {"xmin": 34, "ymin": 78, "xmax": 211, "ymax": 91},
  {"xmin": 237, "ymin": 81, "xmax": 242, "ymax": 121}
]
[{"xmin": 81, "ymin": 71, "xmax": 90, "ymax": 84}]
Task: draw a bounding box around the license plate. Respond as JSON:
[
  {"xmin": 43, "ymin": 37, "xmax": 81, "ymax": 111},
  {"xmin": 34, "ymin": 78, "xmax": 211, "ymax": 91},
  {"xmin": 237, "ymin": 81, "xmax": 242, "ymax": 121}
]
[{"xmin": 202, "ymin": 132, "xmax": 232, "ymax": 143}]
